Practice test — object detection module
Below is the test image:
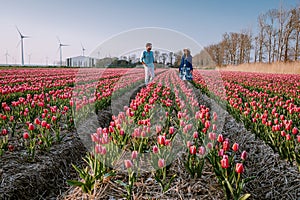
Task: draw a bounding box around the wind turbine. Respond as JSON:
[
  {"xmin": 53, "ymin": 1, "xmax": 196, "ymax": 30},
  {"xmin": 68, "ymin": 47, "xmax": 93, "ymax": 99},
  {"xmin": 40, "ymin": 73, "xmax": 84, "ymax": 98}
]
[
  {"xmin": 16, "ymin": 26, "xmax": 30, "ymax": 66},
  {"xmin": 27, "ymin": 53, "xmax": 32, "ymax": 65},
  {"xmin": 4, "ymin": 50, "xmax": 10, "ymax": 65},
  {"xmin": 81, "ymin": 43, "xmax": 86, "ymax": 57},
  {"xmin": 57, "ymin": 37, "xmax": 69, "ymax": 66}
]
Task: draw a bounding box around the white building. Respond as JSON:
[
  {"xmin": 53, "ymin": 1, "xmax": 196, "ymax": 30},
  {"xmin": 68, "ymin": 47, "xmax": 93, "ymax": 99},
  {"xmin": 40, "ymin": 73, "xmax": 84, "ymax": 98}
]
[{"xmin": 66, "ymin": 56, "xmax": 97, "ymax": 67}]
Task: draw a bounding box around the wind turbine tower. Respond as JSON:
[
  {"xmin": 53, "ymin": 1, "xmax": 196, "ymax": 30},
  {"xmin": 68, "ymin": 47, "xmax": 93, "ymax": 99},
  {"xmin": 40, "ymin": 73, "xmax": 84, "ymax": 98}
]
[
  {"xmin": 16, "ymin": 26, "xmax": 30, "ymax": 66},
  {"xmin": 57, "ymin": 37, "xmax": 69, "ymax": 66},
  {"xmin": 81, "ymin": 43, "xmax": 86, "ymax": 57}
]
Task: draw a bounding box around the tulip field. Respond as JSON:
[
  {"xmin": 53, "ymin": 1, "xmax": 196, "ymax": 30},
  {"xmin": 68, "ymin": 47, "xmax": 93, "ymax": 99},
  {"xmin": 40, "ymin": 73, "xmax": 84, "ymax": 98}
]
[
  {"xmin": 193, "ymin": 71, "xmax": 300, "ymax": 170},
  {"xmin": 0, "ymin": 67, "xmax": 300, "ymax": 199}
]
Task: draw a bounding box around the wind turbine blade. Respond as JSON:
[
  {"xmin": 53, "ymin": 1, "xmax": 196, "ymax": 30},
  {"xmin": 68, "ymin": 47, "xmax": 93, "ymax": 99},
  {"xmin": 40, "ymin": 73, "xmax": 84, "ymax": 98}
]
[
  {"xmin": 81, "ymin": 43, "xmax": 85, "ymax": 50},
  {"xmin": 23, "ymin": 35, "xmax": 30, "ymax": 38},
  {"xmin": 16, "ymin": 40, "xmax": 21, "ymax": 48},
  {"xmin": 15, "ymin": 26, "xmax": 22, "ymax": 37},
  {"xmin": 56, "ymin": 36, "xmax": 61, "ymax": 44}
]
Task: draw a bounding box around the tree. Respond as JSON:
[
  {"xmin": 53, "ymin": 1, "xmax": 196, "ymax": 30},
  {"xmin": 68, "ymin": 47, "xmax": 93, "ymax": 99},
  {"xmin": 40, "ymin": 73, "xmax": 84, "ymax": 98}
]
[
  {"xmin": 168, "ymin": 52, "xmax": 174, "ymax": 64},
  {"xmin": 154, "ymin": 50, "xmax": 160, "ymax": 62},
  {"xmin": 174, "ymin": 51, "xmax": 183, "ymax": 67},
  {"xmin": 161, "ymin": 53, "xmax": 168, "ymax": 65}
]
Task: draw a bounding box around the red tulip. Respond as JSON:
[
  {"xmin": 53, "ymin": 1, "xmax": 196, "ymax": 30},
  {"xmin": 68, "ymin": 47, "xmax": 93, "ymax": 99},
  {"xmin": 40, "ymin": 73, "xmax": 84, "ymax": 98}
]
[
  {"xmin": 52, "ymin": 116, "xmax": 57, "ymax": 122},
  {"xmin": 177, "ymin": 112, "xmax": 182, "ymax": 119},
  {"xmin": 241, "ymin": 150, "xmax": 247, "ymax": 160},
  {"xmin": 34, "ymin": 118, "xmax": 41, "ymax": 125},
  {"xmin": 217, "ymin": 134, "xmax": 224, "ymax": 143},
  {"xmin": 9, "ymin": 116, "xmax": 14, "ymax": 122},
  {"xmin": 8, "ymin": 144, "xmax": 14, "ymax": 151},
  {"xmin": 28, "ymin": 123, "xmax": 35, "ymax": 131},
  {"xmin": 165, "ymin": 139, "xmax": 171, "ymax": 146},
  {"xmin": 223, "ymin": 140, "xmax": 230, "ymax": 151},
  {"xmin": 232, "ymin": 143, "xmax": 239, "ymax": 152},
  {"xmin": 281, "ymin": 130, "xmax": 286, "ymax": 137},
  {"xmin": 120, "ymin": 128, "xmax": 124, "ymax": 136},
  {"xmin": 109, "ymin": 126, "xmax": 114, "ymax": 133},
  {"xmin": 292, "ymin": 127, "xmax": 298, "ymax": 135},
  {"xmin": 153, "ymin": 145, "xmax": 159, "ymax": 154},
  {"xmin": 157, "ymin": 135, "xmax": 165, "ymax": 145},
  {"xmin": 41, "ymin": 120, "xmax": 47, "ymax": 127},
  {"xmin": 221, "ymin": 156, "xmax": 229, "ymax": 168},
  {"xmin": 23, "ymin": 132, "xmax": 30, "ymax": 139},
  {"xmin": 1, "ymin": 129, "xmax": 8, "ymax": 136},
  {"xmin": 205, "ymin": 121, "xmax": 211, "ymax": 129},
  {"xmin": 235, "ymin": 163, "xmax": 244, "ymax": 174},
  {"xmin": 189, "ymin": 145, "xmax": 197, "ymax": 155},
  {"xmin": 297, "ymin": 135, "xmax": 300, "ymax": 143},
  {"xmin": 46, "ymin": 124, "xmax": 51, "ymax": 129},
  {"xmin": 286, "ymin": 134, "xmax": 291, "ymax": 141},
  {"xmin": 193, "ymin": 131, "xmax": 198, "ymax": 139}
]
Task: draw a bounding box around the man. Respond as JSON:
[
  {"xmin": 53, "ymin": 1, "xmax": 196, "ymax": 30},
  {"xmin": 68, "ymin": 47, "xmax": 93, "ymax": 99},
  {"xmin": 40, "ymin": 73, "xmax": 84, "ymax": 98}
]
[{"xmin": 140, "ymin": 43, "xmax": 155, "ymax": 85}]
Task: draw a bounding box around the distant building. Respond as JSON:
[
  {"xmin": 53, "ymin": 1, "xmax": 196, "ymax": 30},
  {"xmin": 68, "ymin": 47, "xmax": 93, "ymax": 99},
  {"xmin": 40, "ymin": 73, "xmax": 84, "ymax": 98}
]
[{"xmin": 66, "ymin": 56, "xmax": 97, "ymax": 67}]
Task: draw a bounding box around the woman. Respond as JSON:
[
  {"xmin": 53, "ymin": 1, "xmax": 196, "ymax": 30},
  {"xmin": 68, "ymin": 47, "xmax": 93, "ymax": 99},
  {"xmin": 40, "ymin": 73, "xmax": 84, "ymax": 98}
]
[{"xmin": 179, "ymin": 48, "xmax": 193, "ymax": 81}]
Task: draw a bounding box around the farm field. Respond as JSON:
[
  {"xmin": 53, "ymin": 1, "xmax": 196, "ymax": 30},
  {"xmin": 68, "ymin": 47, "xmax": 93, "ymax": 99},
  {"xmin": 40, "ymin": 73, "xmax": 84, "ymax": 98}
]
[{"xmin": 0, "ymin": 67, "xmax": 300, "ymax": 199}]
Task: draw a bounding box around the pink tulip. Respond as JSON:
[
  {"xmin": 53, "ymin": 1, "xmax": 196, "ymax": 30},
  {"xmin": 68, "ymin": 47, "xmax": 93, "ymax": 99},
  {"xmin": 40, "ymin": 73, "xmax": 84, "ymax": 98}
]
[
  {"xmin": 169, "ymin": 126, "xmax": 175, "ymax": 135},
  {"xmin": 124, "ymin": 160, "xmax": 133, "ymax": 169},
  {"xmin": 131, "ymin": 151, "xmax": 138, "ymax": 159},
  {"xmin": 156, "ymin": 125, "xmax": 162, "ymax": 134},
  {"xmin": 158, "ymin": 158, "xmax": 165, "ymax": 168},
  {"xmin": 209, "ymin": 132, "xmax": 216, "ymax": 141},
  {"xmin": 198, "ymin": 146, "xmax": 206, "ymax": 155}
]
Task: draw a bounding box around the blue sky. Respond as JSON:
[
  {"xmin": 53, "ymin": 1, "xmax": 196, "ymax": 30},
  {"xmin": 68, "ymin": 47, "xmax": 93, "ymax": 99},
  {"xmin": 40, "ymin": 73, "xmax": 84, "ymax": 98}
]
[{"xmin": 0, "ymin": 0, "xmax": 299, "ymax": 65}]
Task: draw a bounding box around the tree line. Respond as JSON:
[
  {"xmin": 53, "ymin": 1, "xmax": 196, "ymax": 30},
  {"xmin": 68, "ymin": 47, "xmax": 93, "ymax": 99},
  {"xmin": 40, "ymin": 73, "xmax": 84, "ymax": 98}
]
[{"xmin": 197, "ymin": 5, "xmax": 300, "ymax": 67}]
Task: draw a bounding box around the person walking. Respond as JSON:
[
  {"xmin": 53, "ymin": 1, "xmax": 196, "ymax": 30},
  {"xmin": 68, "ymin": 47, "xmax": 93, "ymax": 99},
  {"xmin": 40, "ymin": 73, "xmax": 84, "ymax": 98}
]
[
  {"xmin": 179, "ymin": 48, "xmax": 193, "ymax": 81},
  {"xmin": 140, "ymin": 43, "xmax": 155, "ymax": 85}
]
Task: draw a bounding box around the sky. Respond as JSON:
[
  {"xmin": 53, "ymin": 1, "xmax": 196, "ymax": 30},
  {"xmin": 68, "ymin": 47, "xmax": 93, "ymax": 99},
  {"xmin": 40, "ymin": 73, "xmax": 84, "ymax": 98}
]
[{"xmin": 0, "ymin": 0, "xmax": 299, "ymax": 65}]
